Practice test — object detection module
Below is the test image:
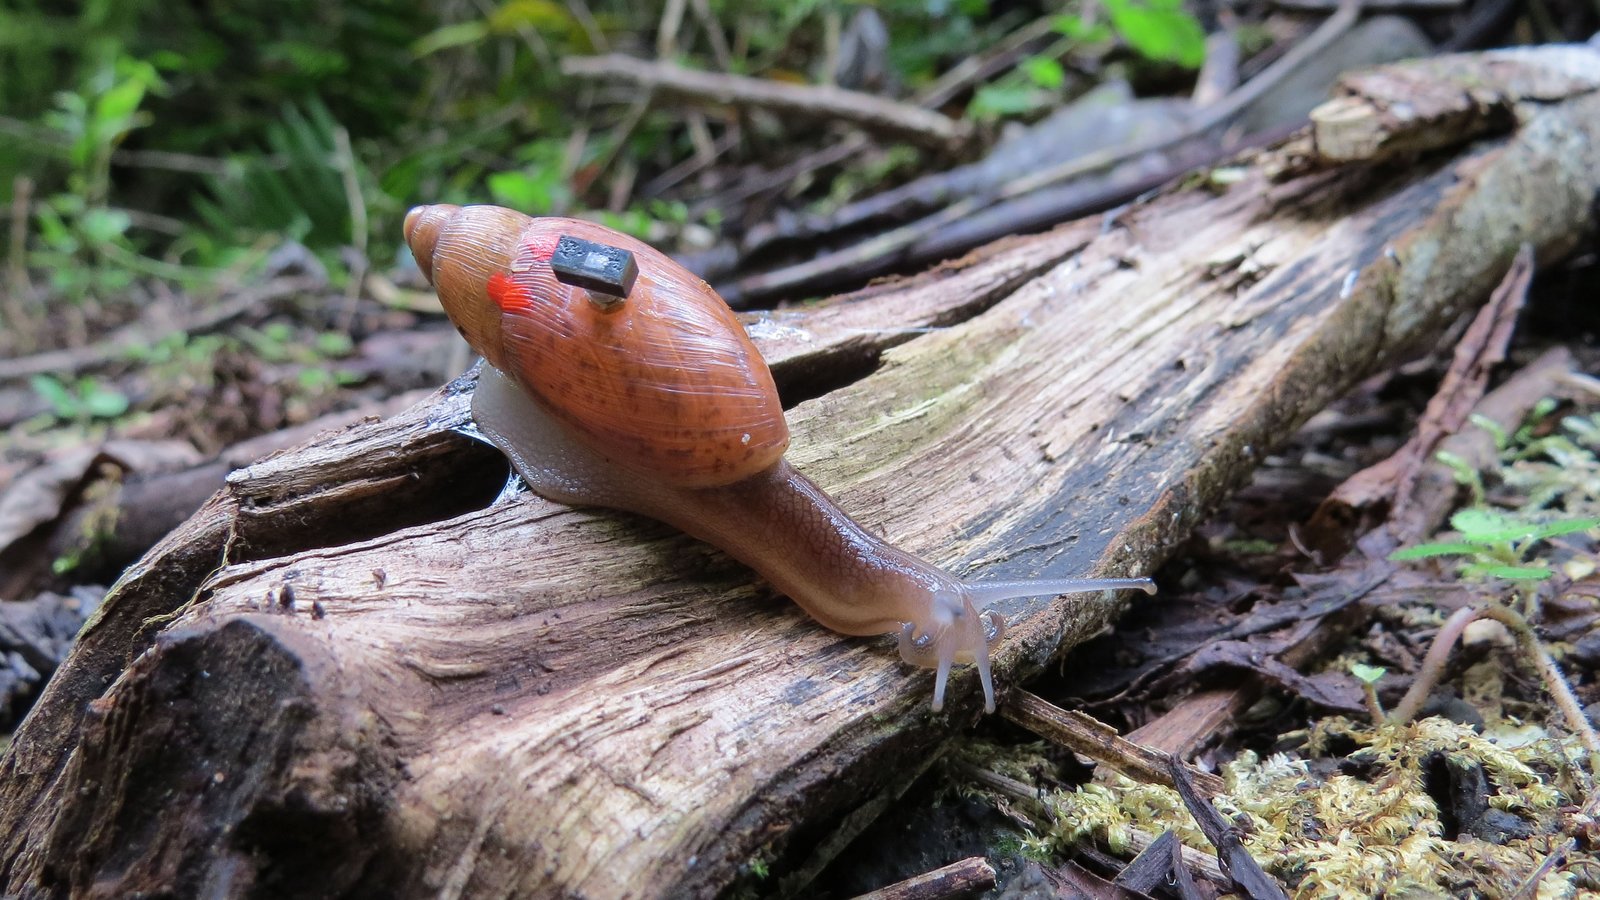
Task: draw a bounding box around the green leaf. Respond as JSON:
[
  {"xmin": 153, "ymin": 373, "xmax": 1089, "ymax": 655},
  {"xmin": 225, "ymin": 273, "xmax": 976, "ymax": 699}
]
[
  {"xmin": 1052, "ymin": 14, "xmax": 1113, "ymax": 42},
  {"xmin": 1433, "ymin": 450, "xmax": 1480, "ymax": 488},
  {"xmin": 1449, "ymin": 508, "xmax": 1522, "ymax": 542},
  {"xmin": 94, "ymin": 76, "xmax": 149, "ymax": 130},
  {"xmin": 1221, "ymin": 538, "xmax": 1278, "ymax": 555},
  {"xmin": 597, "ymin": 208, "xmax": 655, "ymax": 239},
  {"xmin": 487, "ymin": 166, "xmax": 568, "ymax": 214},
  {"xmin": 33, "ymin": 203, "xmax": 78, "ymax": 253},
  {"xmin": 1021, "ymin": 56, "xmax": 1066, "ymax": 89},
  {"xmin": 78, "ymin": 207, "xmax": 131, "ymax": 245},
  {"xmin": 1468, "ymin": 413, "xmax": 1507, "ymax": 450},
  {"xmin": 1102, "ymin": 0, "xmax": 1207, "ymax": 68},
  {"xmin": 29, "ymin": 374, "xmax": 81, "ymax": 419},
  {"xmin": 1518, "ymin": 516, "xmax": 1600, "ymax": 541},
  {"xmin": 967, "ymin": 83, "xmax": 1050, "ymax": 119},
  {"xmin": 1450, "ymin": 508, "xmax": 1600, "ymax": 543},
  {"xmin": 315, "ymin": 331, "xmax": 355, "ymax": 357},
  {"xmin": 1350, "ymin": 663, "xmax": 1386, "ymax": 684},
  {"xmin": 1471, "ymin": 564, "xmax": 1552, "ymax": 581},
  {"xmin": 413, "ymin": 21, "xmax": 490, "ymax": 56},
  {"xmin": 52, "ymin": 551, "xmax": 82, "ymax": 576},
  {"xmin": 78, "ymin": 379, "xmax": 129, "ymax": 418},
  {"xmin": 489, "ymin": 0, "xmax": 577, "ymax": 35},
  {"xmin": 1388, "ymin": 542, "xmax": 1481, "ymax": 561},
  {"xmin": 296, "ymin": 367, "xmax": 335, "ymax": 391}
]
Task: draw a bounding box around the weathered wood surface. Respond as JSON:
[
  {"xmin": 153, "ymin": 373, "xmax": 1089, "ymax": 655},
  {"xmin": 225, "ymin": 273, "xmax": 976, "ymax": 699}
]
[{"xmin": 3, "ymin": 45, "xmax": 1599, "ymax": 899}]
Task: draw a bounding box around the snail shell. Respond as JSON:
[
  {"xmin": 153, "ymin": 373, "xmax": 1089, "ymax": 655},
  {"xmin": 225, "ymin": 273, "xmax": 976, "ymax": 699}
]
[{"xmin": 405, "ymin": 205, "xmax": 788, "ymax": 488}]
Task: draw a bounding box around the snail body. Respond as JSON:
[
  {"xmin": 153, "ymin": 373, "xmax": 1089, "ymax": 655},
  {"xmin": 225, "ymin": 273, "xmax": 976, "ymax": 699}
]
[{"xmin": 406, "ymin": 204, "xmax": 1153, "ymax": 713}]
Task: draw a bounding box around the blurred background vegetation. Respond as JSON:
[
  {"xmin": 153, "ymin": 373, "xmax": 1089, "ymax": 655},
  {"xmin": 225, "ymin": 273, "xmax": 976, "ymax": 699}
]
[
  {"xmin": 0, "ymin": 0, "xmax": 1201, "ymax": 324},
  {"xmin": 0, "ymin": 0, "xmax": 1224, "ymax": 439}
]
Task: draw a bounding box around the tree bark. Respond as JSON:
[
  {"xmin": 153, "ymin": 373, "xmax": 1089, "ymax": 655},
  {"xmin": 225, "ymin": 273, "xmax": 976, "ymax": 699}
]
[{"xmin": 3, "ymin": 45, "xmax": 1598, "ymax": 900}]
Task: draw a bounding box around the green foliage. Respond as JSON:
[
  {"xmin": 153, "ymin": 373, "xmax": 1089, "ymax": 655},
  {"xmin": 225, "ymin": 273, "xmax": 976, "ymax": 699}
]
[
  {"xmin": 1052, "ymin": 13, "xmax": 1114, "ymax": 44},
  {"xmin": 237, "ymin": 322, "xmax": 355, "ymax": 369},
  {"xmin": 1389, "ymin": 508, "xmax": 1598, "ymax": 581},
  {"xmin": 28, "ymin": 374, "xmax": 130, "ymax": 422},
  {"xmin": 968, "ymin": 40, "xmax": 1079, "ymax": 121},
  {"xmin": 44, "ymin": 55, "xmax": 163, "ymax": 198},
  {"xmin": 3, "ymin": 0, "xmax": 1208, "ymax": 324},
  {"xmin": 487, "ymin": 139, "xmax": 572, "ymax": 216},
  {"xmin": 19, "ymin": 51, "xmax": 189, "ymax": 301},
  {"xmin": 968, "ymin": 81, "xmax": 1056, "ymax": 119},
  {"xmin": 1054, "ymin": 2, "xmax": 1208, "ymax": 69},
  {"xmin": 1390, "ymin": 407, "xmax": 1600, "ymax": 583},
  {"xmin": 1021, "ymin": 56, "xmax": 1067, "ymax": 89},
  {"xmin": 1101, "ymin": 0, "xmax": 1207, "ymax": 68},
  {"xmin": 193, "ymin": 100, "xmax": 356, "ymax": 251},
  {"xmin": 1350, "ymin": 663, "xmax": 1387, "ymax": 684}
]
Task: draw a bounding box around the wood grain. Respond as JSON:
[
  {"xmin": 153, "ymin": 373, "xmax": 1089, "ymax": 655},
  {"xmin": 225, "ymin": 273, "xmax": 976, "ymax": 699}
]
[{"xmin": 3, "ymin": 45, "xmax": 1598, "ymax": 900}]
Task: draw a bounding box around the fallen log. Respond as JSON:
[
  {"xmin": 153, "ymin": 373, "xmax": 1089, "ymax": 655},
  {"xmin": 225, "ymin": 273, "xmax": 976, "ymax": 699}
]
[{"xmin": 3, "ymin": 44, "xmax": 1598, "ymax": 899}]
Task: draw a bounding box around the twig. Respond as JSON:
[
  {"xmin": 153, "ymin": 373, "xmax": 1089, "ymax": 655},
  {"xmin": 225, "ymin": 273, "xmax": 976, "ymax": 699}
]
[
  {"xmin": 1387, "ymin": 244, "xmax": 1532, "ymax": 530},
  {"xmin": 954, "ymin": 760, "xmax": 1229, "ymax": 886},
  {"xmin": 1005, "ymin": 0, "xmax": 1364, "ymax": 199},
  {"xmin": 606, "ymin": 156, "xmax": 638, "ymax": 212},
  {"xmin": 563, "ymin": 0, "xmax": 607, "ymax": 53},
  {"xmin": 1166, "ymin": 759, "xmax": 1290, "ymax": 900},
  {"xmin": 656, "ymin": 0, "xmax": 687, "ymax": 58},
  {"xmin": 1117, "ymin": 830, "xmax": 1192, "ymax": 895},
  {"xmin": 1510, "ymin": 785, "xmax": 1600, "ymax": 899},
  {"xmin": 681, "ymin": 13, "xmax": 1057, "ymax": 246},
  {"xmin": 1192, "ymin": 27, "xmax": 1241, "ymax": 106},
  {"xmin": 1387, "ymin": 348, "xmax": 1574, "ymax": 546},
  {"xmin": 687, "ymin": 0, "xmax": 732, "ymax": 72},
  {"xmin": 912, "ymin": 14, "xmax": 1061, "ymax": 109},
  {"xmin": 1388, "ymin": 604, "xmax": 1600, "ymax": 773},
  {"xmin": 586, "ymin": 94, "xmax": 653, "ymax": 199},
  {"xmin": 1132, "ymin": 350, "xmax": 1573, "ymax": 759},
  {"xmin": 715, "ymin": 0, "xmax": 1368, "ymax": 304},
  {"xmin": 1564, "ymin": 370, "xmax": 1600, "ymax": 397},
  {"xmin": 684, "ymin": 133, "xmax": 866, "ymax": 221},
  {"xmin": 641, "ymin": 126, "xmax": 739, "ymax": 199},
  {"xmin": 0, "ymin": 117, "xmax": 279, "ymax": 178},
  {"xmin": 1310, "ymin": 272, "xmax": 1557, "ymax": 563},
  {"xmin": 820, "ymin": 7, "xmax": 842, "ymax": 87},
  {"xmin": 684, "ymin": 12, "xmax": 1058, "ymax": 229},
  {"xmin": 332, "ymin": 125, "xmax": 369, "ymax": 332},
  {"xmin": 717, "ymin": 128, "xmax": 1268, "ymax": 303},
  {"xmin": 5, "ymin": 175, "xmax": 36, "ymax": 349},
  {"xmin": 561, "ymin": 54, "xmax": 973, "ymax": 151},
  {"xmin": 108, "ymin": 147, "xmax": 243, "ymax": 177},
  {"xmin": 1440, "ymin": 0, "xmax": 1524, "ymax": 51},
  {"xmin": 1002, "ymin": 690, "xmax": 1227, "ymax": 797},
  {"xmin": 849, "ymin": 856, "xmax": 996, "ymax": 900},
  {"xmin": 472, "ymin": 0, "xmax": 552, "ymax": 70},
  {"xmin": 0, "ymin": 275, "xmax": 326, "ymax": 382}
]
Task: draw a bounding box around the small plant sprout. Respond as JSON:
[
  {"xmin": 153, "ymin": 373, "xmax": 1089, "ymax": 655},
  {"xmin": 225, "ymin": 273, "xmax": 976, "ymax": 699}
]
[{"xmin": 1349, "ymin": 663, "xmax": 1387, "ymax": 724}]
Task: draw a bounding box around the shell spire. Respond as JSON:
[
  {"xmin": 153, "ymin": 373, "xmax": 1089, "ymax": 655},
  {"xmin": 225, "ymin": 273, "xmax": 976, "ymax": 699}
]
[{"xmin": 405, "ymin": 204, "xmax": 789, "ymax": 488}]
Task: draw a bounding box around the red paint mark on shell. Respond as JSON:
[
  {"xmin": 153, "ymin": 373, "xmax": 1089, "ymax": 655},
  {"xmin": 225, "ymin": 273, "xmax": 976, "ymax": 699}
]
[
  {"xmin": 525, "ymin": 232, "xmax": 559, "ymax": 263},
  {"xmin": 487, "ymin": 272, "xmax": 530, "ymax": 312}
]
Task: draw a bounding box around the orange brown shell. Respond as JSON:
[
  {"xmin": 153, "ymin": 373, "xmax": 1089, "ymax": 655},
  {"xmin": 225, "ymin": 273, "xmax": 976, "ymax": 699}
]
[{"xmin": 405, "ymin": 204, "xmax": 789, "ymax": 488}]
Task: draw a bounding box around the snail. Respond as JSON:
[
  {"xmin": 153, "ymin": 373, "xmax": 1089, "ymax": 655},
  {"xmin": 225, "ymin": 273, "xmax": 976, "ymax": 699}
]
[{"xmin": 404, "ymin": 203, "xmax": 1154, "ymax": 713}]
